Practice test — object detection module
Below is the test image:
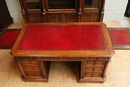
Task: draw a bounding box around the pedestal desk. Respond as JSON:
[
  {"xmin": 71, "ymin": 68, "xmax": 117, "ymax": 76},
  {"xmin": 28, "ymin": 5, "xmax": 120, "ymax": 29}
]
[{"xmin": 11, "ymin": 22, "xmax": 115, "ymax": 83}]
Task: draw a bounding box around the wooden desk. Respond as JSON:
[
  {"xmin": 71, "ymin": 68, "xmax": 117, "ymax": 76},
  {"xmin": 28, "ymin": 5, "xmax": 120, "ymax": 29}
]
[{"xmin": 11, "ymin": 23, "xmax": 115, "ymax": 83}]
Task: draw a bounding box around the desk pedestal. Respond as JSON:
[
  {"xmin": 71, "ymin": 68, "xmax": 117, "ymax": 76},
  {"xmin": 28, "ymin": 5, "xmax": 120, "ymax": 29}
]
[
  {"xmin": 79, "ymin": 57, "xmax": 110, "ymax": 83},
  {"xmin": 15, "ymin": 57, "xmax": 50, "ymax": 82},
  {"xmin": 15, "ymin": 57, "xmax": 110, "ymax": 83}
]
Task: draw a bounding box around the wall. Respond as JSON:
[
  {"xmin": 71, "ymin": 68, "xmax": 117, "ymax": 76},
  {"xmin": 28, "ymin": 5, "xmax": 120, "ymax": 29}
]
[
  {"xmin": 5, "ymin": 0, "xmax": 23, "ymax": 23},
  {"xmin": 103, "ymin": 0, "xmax": 130, "ymax": 27},
  {"xmin": 5, "ymin": 0, "xmax": 130, "ymax": 27}
]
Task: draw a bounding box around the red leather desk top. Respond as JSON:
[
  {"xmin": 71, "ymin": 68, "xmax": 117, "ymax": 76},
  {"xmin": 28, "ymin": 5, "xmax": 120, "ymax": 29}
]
[
  {"xmin": 18, "ymin": 25, "xmax": 106, "ymax": 50},
  {"xmin": 11, "ymin": 23, "xmax": 114, "ymax": 57}
]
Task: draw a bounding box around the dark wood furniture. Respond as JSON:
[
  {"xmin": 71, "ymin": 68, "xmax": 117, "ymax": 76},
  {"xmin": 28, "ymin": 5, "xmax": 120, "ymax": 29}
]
[
  {"xmin": 11, "ymin": 22, "xmax": 115, "ymax": 83},
  {"xmin": 19, "ymin": 0, "xmax": 105, "ymax": 23},
  {"xmin": 124, "ymin": 0, "xmax": 130, "ymax": 17},
  {"xmin": 0, "ymin": 0, "xmax": 13, "ymax": 33}
]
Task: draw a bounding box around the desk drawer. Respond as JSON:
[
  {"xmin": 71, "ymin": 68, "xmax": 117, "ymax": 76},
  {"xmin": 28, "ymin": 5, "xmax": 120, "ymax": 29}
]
[
  {"xmin": 21, "ymin": 61, "xmax": 39, "ymax": 66},
  {"xmin": 23, "ymin": 66, "xmax": 40, "ymax": 71},
  {"xmin": 85, "ymin": 67, "xmax": 103, "ymax": 72},
  {"xmin": 85, "ymin": 62, "xmax": 105, "ymax": 67},
  {"xmin": 85, "ymin": 72, "xmax": 102, "ymax": 77}
]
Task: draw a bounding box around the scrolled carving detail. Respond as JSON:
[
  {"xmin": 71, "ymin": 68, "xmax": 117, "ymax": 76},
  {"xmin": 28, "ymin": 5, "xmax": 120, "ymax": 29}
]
[
  {"xmin": 15, "ymin": 57, "xmax": 37, "ymax": 61},
  {"xmin": 14, "ymin": 56, "xmax": 110, "ymax": 61},
  {"xmin": 66, "ymin": 14, "xmax": 76, "ymax": 22},
  {"xmin": 49, "ymin": 14, "xmax": 60, "ymax": 22},
  {"xmin": 97, "ymin": 57, "xmax": 109, "ymax": 61}
]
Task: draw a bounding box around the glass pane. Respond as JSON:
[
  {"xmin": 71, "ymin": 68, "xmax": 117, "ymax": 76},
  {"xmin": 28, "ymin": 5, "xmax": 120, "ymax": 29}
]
[
  {"xmin": 48, "ymin": 0, "xmax": 75, "ymax": 9},
  {"xmin": 26, "ymin": 0, "xmax": 40, "ymax": 9},
  {"xmin": 84, "ymin": 0, "xmax": 98, "ymax": 8}
]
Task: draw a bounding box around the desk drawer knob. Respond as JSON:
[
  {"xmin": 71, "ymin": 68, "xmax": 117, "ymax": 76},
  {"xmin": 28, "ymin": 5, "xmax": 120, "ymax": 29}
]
[{"xmin": 60, "ymin": 58, "xmax": 62, "ymax": 60}]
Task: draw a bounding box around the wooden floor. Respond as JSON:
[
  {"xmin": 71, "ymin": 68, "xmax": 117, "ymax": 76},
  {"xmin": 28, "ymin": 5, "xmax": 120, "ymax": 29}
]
[{"xmin": 0, "ymin": 21, "xmax": 130, "ymax": 87}]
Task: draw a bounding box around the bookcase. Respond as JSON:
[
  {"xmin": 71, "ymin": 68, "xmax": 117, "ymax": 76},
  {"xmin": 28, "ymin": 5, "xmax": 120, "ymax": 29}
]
[
  {"xmin": 19, "ymin": 0, "xmax": 105, "ymax": 23},
  {"xmin": 0, "ymin": 0, "xmax": 13, "ymax": 32}
]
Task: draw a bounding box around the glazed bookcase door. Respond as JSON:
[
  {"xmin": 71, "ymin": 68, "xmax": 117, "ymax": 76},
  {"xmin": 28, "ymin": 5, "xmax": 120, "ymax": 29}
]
[
  {"xmin": 19, "ymin": 0, "xmax": 46, "ymax": 23},
  {"xmin": 26, "ymin": 0, "xmax": 41, "ymax": 9},
  {"xmin": 47, "ymin": 0, "xmax": 76, "ymax": 9},
  {"xmin": 84, "ymin": 0, "xmax": 99, "ymax": 8},
  {"xmin": 44, "ymin": 0, "xmax": 78, "ymax": 22},
  {"xmin": 21, "ymin": 0, "xmax": 43, "ymax": 13},
  {"xmin": 79, "ymin": 0, "xmax": 104, "ymax": 22}
]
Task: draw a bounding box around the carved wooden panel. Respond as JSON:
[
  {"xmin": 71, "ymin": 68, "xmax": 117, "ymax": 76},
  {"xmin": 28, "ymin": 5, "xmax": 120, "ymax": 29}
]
[
  {"xmin": 64, "ymin": 14, "xmax": 77, "ymax": 22},
  {"xmin": 27, "ymin": 13, "xmax": 45, "ymax": 23},
  {"xmin": 81, "ymin": 13, "xmax": 99, "ymax": 22},
  {"xmin": 15, "ymin": 57, "xmax": 110, "ymax": 61},
  {"xmin": 46, "ymin": 13, "xmax": 77, "ymax": 22},
  {"xmin": 47, "ymin": 14, "xmax": 61, "ymax": 22}
]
